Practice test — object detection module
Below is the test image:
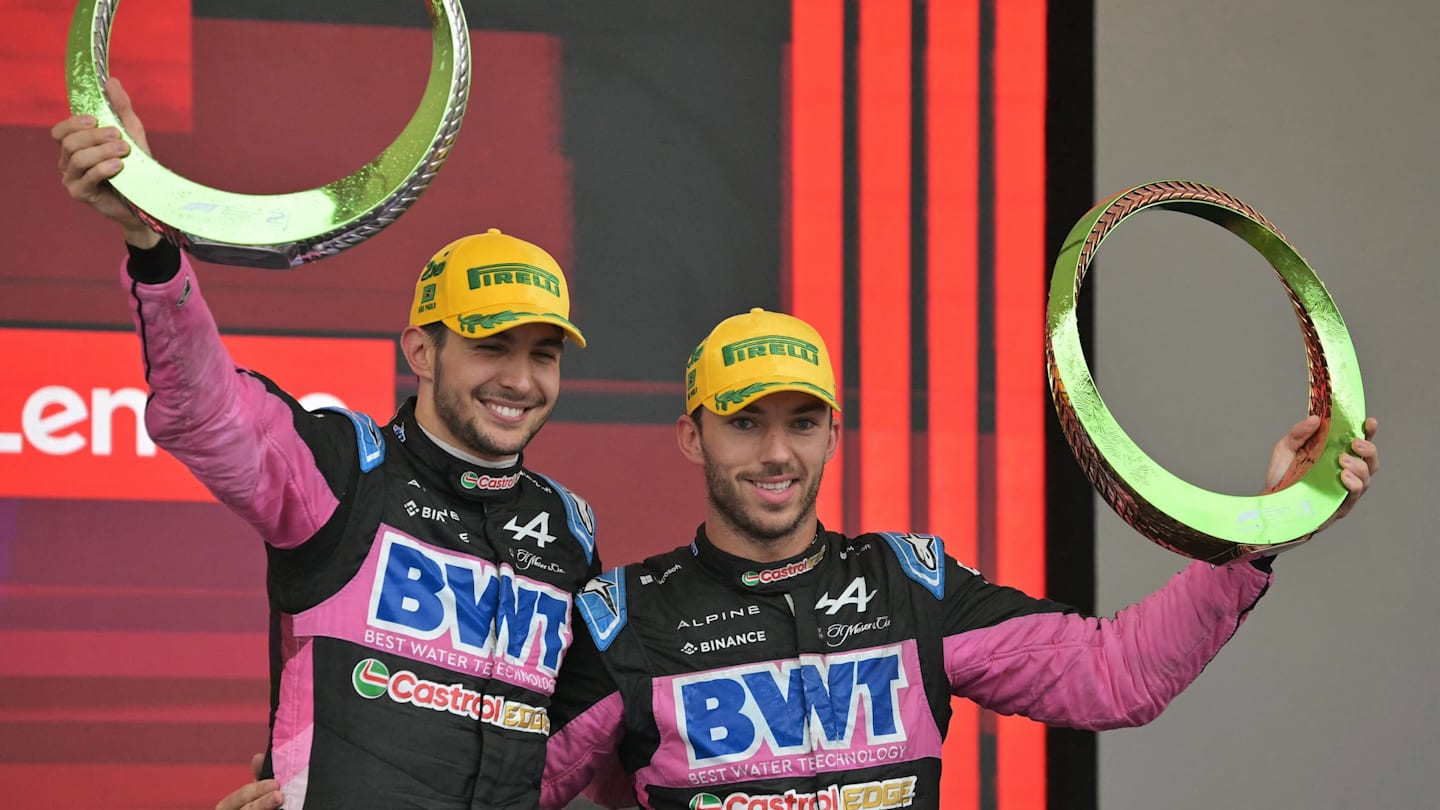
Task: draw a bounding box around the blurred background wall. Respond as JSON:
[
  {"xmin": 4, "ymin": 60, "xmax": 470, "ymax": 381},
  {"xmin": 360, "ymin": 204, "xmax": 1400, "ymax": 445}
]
[{"xmin": 1093, "ymin": 2, "xmax": 1438, "ymax": 807}]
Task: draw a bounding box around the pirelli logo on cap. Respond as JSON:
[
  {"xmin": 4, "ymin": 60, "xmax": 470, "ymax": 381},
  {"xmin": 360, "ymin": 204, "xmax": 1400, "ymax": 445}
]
[
  {"xmin": 720, "ymin": 335, "xmax": 820, "ymax": 367},
  {"xmin": 466, "ymin": 262, "xmax": 562, "ymax": 299}
]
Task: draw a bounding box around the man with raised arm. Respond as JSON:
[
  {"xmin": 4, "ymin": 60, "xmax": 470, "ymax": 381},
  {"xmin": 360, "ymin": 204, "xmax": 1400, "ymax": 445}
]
[
  {"xmin": 541, "ymin": 307, "xmax": 1378, "ymax": 809},
  {"xmin": 55, "ymin": 79, "xmax": 600, "ymax": 809}
]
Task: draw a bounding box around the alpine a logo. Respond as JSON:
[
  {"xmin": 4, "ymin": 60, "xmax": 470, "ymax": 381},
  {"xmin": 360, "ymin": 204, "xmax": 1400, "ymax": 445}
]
[
  {"xmin": 350, "ymin": 658, "xmax": 549, "ymax": 734},
  {"xmin": 505, "ymin": 512, "xmax": 556, "ymax": 546},
  {"xmin": 740, "ymin": 549, "xmax": 824, "ymax": 587},
  {"xmin": 687, "ymin": 777, "xmax": 917, "ymax": 810},
  {"xmin": 816, "ymin": 576, "xmax": 876, "ymax": 615},
  {"xmin": 459, "ymin": 470, "xmax": 520, "ymax": 491}
]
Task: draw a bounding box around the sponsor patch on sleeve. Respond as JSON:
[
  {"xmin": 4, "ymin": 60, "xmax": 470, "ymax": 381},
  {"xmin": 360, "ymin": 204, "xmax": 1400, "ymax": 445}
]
[
  {"xmin": 530, "ymin": 472, "xmax": 597, "ymax": 563},
  {"xmin": 879, "ymin": 532, "xmax": 944, "ymax": 599},
  {"xmin": 576, "ymin": 567, "xmax": 627, "ymax": 651},
  {"xmin": 319, "ymin": 407, "xmax": 386, "ymax": 472}
]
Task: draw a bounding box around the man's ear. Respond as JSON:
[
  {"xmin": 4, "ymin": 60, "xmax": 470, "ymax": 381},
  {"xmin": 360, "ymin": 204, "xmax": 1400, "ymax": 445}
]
[
  {"xmin": 677, "ymin": 413, "xmax": 705, "ymax": 466},
  {"xmin": 400, "ymin": 326, "xmax": 436, "ymax": 384}
]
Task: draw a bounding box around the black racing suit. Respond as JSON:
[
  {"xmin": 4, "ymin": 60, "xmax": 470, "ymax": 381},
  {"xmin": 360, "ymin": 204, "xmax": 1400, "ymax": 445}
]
[
  {"xmin": 123, "ymin": 245, "xmax": 600, "ymax": 808},
  {"xmin": 543, "ymin": 525, "xmax": 1271, "ymax": 809}
]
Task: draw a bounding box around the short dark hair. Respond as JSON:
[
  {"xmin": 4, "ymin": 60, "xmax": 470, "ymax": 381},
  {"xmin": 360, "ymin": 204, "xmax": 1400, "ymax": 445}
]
[{"xmin": 422, "ymin": 321, "xmax": 449, "ymax": 349}]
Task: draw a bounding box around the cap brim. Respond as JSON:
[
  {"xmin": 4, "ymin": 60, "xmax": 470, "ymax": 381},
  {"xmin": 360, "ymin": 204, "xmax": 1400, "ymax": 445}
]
[
  {"xmin": 442, "ymin": 308, "xmax": 587, "ymax": 348},
  {"xmin": 699, "ymin": 377, "xmax": 840, "ymax": 415}
]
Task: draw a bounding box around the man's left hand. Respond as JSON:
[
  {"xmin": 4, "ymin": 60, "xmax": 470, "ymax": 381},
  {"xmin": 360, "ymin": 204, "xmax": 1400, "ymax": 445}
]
[{"xmin": 1265, "ymin": 415, "xmax": 1379, "ymax": 524}]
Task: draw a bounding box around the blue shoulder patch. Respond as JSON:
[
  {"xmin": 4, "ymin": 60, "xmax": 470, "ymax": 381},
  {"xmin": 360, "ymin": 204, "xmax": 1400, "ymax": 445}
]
[
  {"xmin": 319, "ymin": 407, "xmax": 385, "ymax": 472},
  {"xmin": 879, "ymin": 532, "xmax": 945, "ymax": 600},
  {"xmin": 576, "ymin": 567, "xmax": 627, "ymax": 651},
  {"xmin": 530, "ymin": 472, "xmax": 597, "ymax": 564}
]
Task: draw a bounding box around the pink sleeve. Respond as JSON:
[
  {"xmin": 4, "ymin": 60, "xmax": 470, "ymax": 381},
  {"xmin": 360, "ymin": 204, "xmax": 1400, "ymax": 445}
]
[
  {"xmin": 541, "ymin": 691, "xmax": 628, "ymax": 810},
  {"xmin": 946, "ymin": 560, "xmax": 1271, "ymax": 730},
  {"xmin": 124, "ymin": 255, "xmax": 339, "ymax": 548}
]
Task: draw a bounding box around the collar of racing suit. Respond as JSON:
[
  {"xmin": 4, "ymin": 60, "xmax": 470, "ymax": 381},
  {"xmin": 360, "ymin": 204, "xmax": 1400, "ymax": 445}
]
[
  {"xmin": 689, "ymin": 523, "xmax": 830, "ymax": 594},
  {"xmin": 389, "ymin": 397, "xmax": 528, "ymax": 504}
]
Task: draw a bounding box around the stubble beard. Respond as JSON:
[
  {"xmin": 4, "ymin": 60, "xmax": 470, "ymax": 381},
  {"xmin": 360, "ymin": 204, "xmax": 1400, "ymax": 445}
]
[
  {"xmin": 703, "ymin": 450, "xmax": 824, "ymax": 545},
  {"xmin": 432, "ymin": 354, "xmax": 549, "ymax": 458}
]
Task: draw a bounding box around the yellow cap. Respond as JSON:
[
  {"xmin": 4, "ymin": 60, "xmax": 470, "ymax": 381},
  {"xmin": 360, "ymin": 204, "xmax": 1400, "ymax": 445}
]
[
  {"xmin": 410, "ymin": 229, "xmax": 586, "ymax": 347},
  {"xmin": 685, "ymin": 308, "xmax": 840, "ymax": 415}
]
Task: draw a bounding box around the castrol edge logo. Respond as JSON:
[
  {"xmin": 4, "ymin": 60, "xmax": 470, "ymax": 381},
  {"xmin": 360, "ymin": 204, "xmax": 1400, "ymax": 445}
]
[
  {"xmin": 351, "ymin": 658, "xmax": 550, "ymax": 735},
  {"xmin": 0, "ymin": 328, "xmax": 394, "ymax": 501}
]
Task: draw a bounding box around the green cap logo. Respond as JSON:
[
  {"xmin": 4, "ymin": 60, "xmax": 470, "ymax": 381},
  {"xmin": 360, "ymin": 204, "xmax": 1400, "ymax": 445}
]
[
  {"xmin": 713, "ymin": 382, "xmax": 780, "ymax": 413},
  {"xmin": 456, "ymin": 310, "xmax": 522, "ymax": 334},
  {"xmin": 720, "ymin": 335, "xmax": 820, "ymax": 367},
  {"xmin": 352, "ymin": 658, "xmax": 390, "ymax": 699},
  {"xmin": 467, "ymin": 262, "xmax": 562, "ymax": 298}
]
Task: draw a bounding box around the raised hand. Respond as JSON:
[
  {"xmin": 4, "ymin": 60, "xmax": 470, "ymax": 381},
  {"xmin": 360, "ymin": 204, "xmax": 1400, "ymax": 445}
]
[
  {"xmin": 51, "ymin": 76, "xmax": 159, "ymax": 247},
  {"xmin": 1264, "ymin": 414, "xmax": 1379, "ymax": 524}
]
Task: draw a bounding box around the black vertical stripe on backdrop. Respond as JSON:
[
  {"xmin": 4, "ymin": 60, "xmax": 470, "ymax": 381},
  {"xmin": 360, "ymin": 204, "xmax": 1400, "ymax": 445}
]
[
  {"xmin": 977, "ymin": 2, "xmax": 999, "ymax": 807},
  {"xmin": 976, "ymin": 0, "xmax": 998, "ymax": 440},
  {"xmin": 910, "ymin": 1, "xmax": 930, "ymax": 528},
  {"xmin": 559, "ymin": 22, "xmax": 784, "ymax": 388},
  {"xmin": 975, "ymin": 5, "xmax": 999, "ymax": 575},
  {"xmin": 841, "ymin": 0, "xmax": 862, "ymax": 534},
  {"xmin": 1044, "ymin": 0, "xmax": 1098, "ymax": 807}
]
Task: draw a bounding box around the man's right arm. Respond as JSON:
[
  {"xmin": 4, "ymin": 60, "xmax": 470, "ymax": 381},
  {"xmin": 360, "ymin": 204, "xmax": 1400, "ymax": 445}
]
[
  {"xmin": 55, "ymin": 79, "xmax": 348, "ymax": 549},
  {"xmin": 124, "ymin": 247, "xmax": 345, "ymax": 547}
]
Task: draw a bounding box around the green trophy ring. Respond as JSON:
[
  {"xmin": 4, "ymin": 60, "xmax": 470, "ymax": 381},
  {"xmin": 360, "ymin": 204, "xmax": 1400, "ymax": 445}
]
[
  {"xmin": 66, "ymin": 0, "xmax": 470, "ymax": 269},
  {"xmin": 1046, "ymin": 180, "xmax": 1365, "ymax": 564}
]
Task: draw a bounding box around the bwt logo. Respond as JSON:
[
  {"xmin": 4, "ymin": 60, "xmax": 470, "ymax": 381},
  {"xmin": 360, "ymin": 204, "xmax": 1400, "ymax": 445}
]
[
  {"xmin": 674, "ymin": 644, "xmax": 908, "ymax": 767},
  {"xmin": 367, "ymin": 533, "xmax": 572, "ymax": 675}
]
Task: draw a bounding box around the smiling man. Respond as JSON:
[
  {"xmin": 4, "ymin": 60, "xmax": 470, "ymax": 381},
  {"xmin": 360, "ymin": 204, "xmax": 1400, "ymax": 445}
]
[
  {"xmin": 542, "ymin": 308, "xmax": 1380, "ymax": 810},
  {"xmin": 682, "ymin": 310, "xmax": 842, "ymax": 552},
  {"xmin": 54, "ymin": 82, "xmax": 600, "ymax": 809}
]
